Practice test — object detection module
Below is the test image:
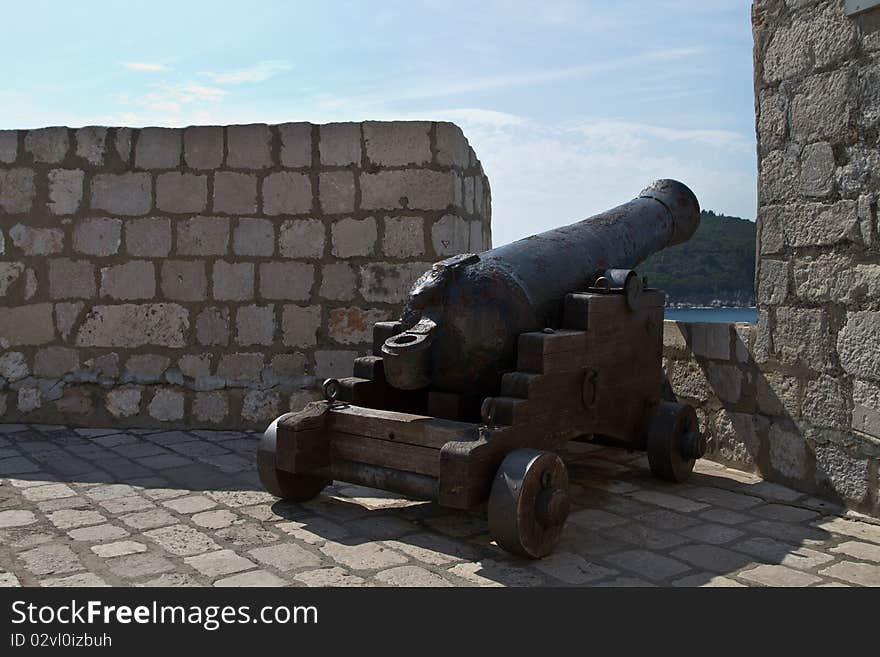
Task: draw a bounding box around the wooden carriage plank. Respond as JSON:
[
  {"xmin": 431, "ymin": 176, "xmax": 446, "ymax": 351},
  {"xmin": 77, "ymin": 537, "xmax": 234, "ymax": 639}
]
[
  {"xmin": 328, "ymin": 405, "xmax": 478, "ymax": 449},
  {"xmin": 330, "ymin": 431, "xmax": 440, "ymax": 476}
]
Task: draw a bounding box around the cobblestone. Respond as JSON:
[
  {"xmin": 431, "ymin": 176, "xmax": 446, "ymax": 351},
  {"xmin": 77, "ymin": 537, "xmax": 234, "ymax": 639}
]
[{"xmin": 0, "ymin": 424, "xmax": 877, "ymax": 586}]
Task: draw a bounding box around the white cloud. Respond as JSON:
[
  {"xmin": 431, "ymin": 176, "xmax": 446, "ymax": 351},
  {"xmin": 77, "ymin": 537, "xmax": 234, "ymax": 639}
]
[
  {"xmin": 115, "ymin": 83, "xmax": 228, "ymax": 122},
  {"xmin": 123, "ymin": 62, "xmax": 168, "ymax": 72},
  {"xmin": 204, "ymin": 60, "xmax": 292, "ymax": 84},
  {"xmin": 573, "ymin": 120, "xmax": 753, "ymax": 154}
]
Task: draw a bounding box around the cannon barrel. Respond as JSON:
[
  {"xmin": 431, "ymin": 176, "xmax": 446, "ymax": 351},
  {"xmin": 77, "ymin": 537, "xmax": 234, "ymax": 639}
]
[{"xmin": 380, "ymin": 179, "xmax": 700, "ymax": 397}]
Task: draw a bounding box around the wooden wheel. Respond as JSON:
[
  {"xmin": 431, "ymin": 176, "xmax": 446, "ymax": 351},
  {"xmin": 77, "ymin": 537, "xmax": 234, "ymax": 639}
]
[
  {"xmin": 646, "ymin": 401, "xmax": 705, "ymax": 483},
  {"xmin": 488, "ymin": 449, "xmax": 570, "ymax": 559},
  {"xmin": 258, "ymin": 414, "xmax": 329, "ymax": 501}
]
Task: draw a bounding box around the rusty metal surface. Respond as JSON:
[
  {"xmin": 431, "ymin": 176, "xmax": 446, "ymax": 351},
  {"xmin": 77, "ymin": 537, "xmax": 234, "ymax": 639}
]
[{"xmin": 382, "ymin": 179, "xmax": 700, "ymax": 397}]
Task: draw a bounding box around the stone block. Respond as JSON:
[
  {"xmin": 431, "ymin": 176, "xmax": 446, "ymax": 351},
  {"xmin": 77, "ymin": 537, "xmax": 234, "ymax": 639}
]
[
  {"xmin": 233, "ymin": 218, "xmax": 274, "ymax": 256},
  {"xmin": 259, "ymin": 262, "xmax": 314, "ymax": 300},
  {"xmin": 319, "ymin": 170, "xmax": 356, "ymax": 214},
  {"xmin": 196, "ymin": 307, "xmax": 229, "ymax": 346},
  {"xmin": 176, "ymin": 216, "xmax": 229, "ymax": 256},
  {"xmin": 383, "ymin": 216, "xmax": 425, "ymax": 257},
  {"xmin": 124, "ymin": 354, "xmax": 171, "ymax": 383},
  {"xmin": 76, "ymin": 304, "xmax": 189, "ymax": 348},
  {"xmin": 364, "ymin": 121, "xmax": 431, "ymax": 166},
  {"xmin": 9, "ymin": 224, "xmax": 63, "ymax": 256},
  {"xmin": 55, "ymin": 386, "xmax": 94, "ymax": 415},
  {"xmin": 75, "ymin": 126, "xmax": 107, "ymax": 165},
  {"xmin": 837, "ymin": 311, "xmax": 880, "ymax": 381},
  {"xmin": 0, "ymin": 262, "xmax": 23, "ymax": 296},
  {"xmin": 757, "ymin": 90, "xmax": 788, "ymax": 153},
  {"xmin": 759, "ymin": 148, "xmax": 799, "ymax": 205},
  {"xmin": 853, "ymin": 379, "xmax": 880, "ymax": 438},
  {"xmin": 469, "ymin": 220, "xmax": 486, "ymax": 251},
  {"xmin": 125, "ymin": 217, "xmax": 171, "ymax": 257},
  {"xmin": 431, "ymin": 214, "xmax": 468, "ymax": 256},
  {"xmin": 803, "ymin": 375, "xmax": 849, "ymax": 429},
  {"xmin": 106, "ymin": 387, "xmax": 142, "ymax": 418},
  {"xmin": 858, "ymin": 194, "xmax": 876, "ymax": 246},
  {"xmin": 0, "ymin": 304, "xmax": 54, "ymax": 346},
  {"xmin": 331, "ymin": 217, "xmax": 377, "ymax": 257},
  {"xmin": 55, "ymin": 303, "xmax": 83, "ymax": 341},
  {"xmin": 266, "ymin": 353, "xmax": 309, "ymax": 385},
  {"xmin": 756, "ymin": 372, "xmax": 800, "ymax": 418},
  {"xmin": 91, "ymin": 173, "xmax": 152, "ymax": 215},
  {"xmin": 213, "ymin": 261, "xmax": 254, "ymax": 301},
  {"xmin": 242, "ymin": 390, "xmax": 280, "ymax": 422},
  {"xmin": 47, "ymin": 169, "xmax": 84, "ymax": 215},
  {"xmin": 100, "ymin": 261, "xmax": 155, "ymax": 300},
  {"xmin": 227, "ymin": 124, "xmax": 272, "ymax": 169},
  {"xmin": 281, "ymin": 305, "xmax": 321, "ymax": 347},
  {"xmin": 49, "ymin": 258, "xmax": 96, "ymax": 299},
  {"xmin": 314, "ymin": 350, "xmax": 359, "ymax": 379},
  {"xmin": 178, "ymin": 354, "xmax": 211, "ymax": 380},
  {"xmin": 278, "ymin": 122, "xmax": 312, "ymax": 167},
  {"xmin": 213, "ymin": 172, "xmax": 257, "ymax": 214},
  {"xmin": 319, "ymin": 263, "xmax": 357, "ymax": 300},
  {"xmin": 184, "ymin": 126, "xmax": 223, "ymax": 169},
  {"xmin": 435, "ymin": 122, "xmax": 470, "ymax": 167},
  {"xmin": 73, "ymin": 217, "xmax": 122, "ymax": 256},
  {"xmin": 811, "ymin": 4, "xmax": 858, "ymax": 69},
  {"xmin": 361, "ymin": 170, "xmax": 457, "ymax": 210},
  {"xmin": 0, "ymin": 130, "xmax": 18, "ymax": 163},
  {"xmin": 156, "ymin": 173, "xmax": 207, "ymax": 213},
  {"xmin": 763, "ymin": 19, "xmax": 811, "ymax": 83},
  {"xmin": 711, "ymin": 410, "xmax": 760, "ymax": 468},
  {"xmin": 135, "ymin": 127, "xmax": 181, "ymax": 169},
  {"xmin": 688, "ymin": 322, "xmax": 731, "ymax": 360},
  {"xmin": 768, "ymin": 423, "xmax": 806, "ymax": 479},
  {"xmin": 359, "ymin": 262, "xmax": 431, "ymax": 303},
  {"xmin": 161, "ymin": 260, "xmax": 207, "ymax": 302},
  {"xmin": 17, "ymin": 387, "xmax": 42, "ymax": 413},
  {"xmin": 328, "ymin": 307, "xmax": 392, "ymax": 344},
  {"xmin": 319, "ymin": 123, "xmax": 361, "ymax": 165},
  {"xmin": 148, "ymin": 388, "xmax": 185, "ymax": 422},
  {"xmin": 216, "ymin": 353, "xmax": 264, "ymax": 384},
  {"xmin": 784, "ymin": 201, "xmax": 860, "ymax": 248},
  {"xmin": 792, "ymin": 253, "xmax": 854, "ymax": 304},
  {"xmin": 815, "ymin": 443, "xmax": 869, "ymax": 503},
  {"xmin": 706, "ymin": 364, "xmax": 742, "ymax": 405},
  {"xmin": 235, "ymin": 305, "xmax": 276, "ymax": 346},
  {"xmin": 790, "ymin": 71, "xmax": 850, "ymax": 144},
  {"xmin": 0, "ymin": 352, "xmax": 28, "ymax": 380},
  {"xmin": 115, "ymin": 128, "xmax": 132, "ymax": 163},
  {"xmin": 464, "ymin": 177, "xmax": 475, "ymax": 214},
  {"xmin": 263, "ymin": 171, "xmax": 311, "ymax": 215},
  {"xmin": 0, "ymin": 169, "xmax": 36, "ymax": 213},
  {"xmin": 193, "ymin": 391, "xmax": 228, "ymax": 424},
  {"xmin": 774, "ymin": 306, "xmax": 832, "ymax": 371},
  {"xmin": 278, "ymin": 219, "xmax": 325, "ymax": 258},
  {"xmin": 25, "ymin": 127, "xmax": 69, "ymax": 163},
  {"xmin": 757, "ymin": 259, "xmax": 789, "ymax": 305},
  {"xmin": 668, "ymin": 359, "xmax": 712, "ymax": 403},
  {"xmin": 800, "ymin": 142, "xmax": 835, "ymax": 198}
]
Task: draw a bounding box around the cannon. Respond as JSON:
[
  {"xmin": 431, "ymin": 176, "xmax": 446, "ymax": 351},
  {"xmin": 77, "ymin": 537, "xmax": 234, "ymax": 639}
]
[{"xmin": 258, "ymin": 179, "xmax": 707, "ymax": 558}]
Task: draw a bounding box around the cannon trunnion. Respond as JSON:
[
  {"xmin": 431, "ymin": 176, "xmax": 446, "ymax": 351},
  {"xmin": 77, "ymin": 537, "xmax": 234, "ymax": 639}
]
[{"xmin": 257, "ymin": 180, "xmax": 706, "ymax": 558}]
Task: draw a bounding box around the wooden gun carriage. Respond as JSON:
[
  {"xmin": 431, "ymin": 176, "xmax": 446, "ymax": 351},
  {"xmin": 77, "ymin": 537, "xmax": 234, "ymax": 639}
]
[{"xmin": 258, "ymin": 180, "xmax": 707, "ymax": 558}]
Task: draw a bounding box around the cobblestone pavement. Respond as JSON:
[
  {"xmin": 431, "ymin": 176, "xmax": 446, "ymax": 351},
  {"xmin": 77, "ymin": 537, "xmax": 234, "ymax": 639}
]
[{"xmin": 1, "ymin": 423, "xmax": 879, "ymax": 587}]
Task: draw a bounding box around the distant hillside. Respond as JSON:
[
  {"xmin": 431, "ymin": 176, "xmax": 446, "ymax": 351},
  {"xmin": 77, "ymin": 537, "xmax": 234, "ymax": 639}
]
[{"xmin": 638, "ymin": 210, "xmax": 756, "ymax": 307}]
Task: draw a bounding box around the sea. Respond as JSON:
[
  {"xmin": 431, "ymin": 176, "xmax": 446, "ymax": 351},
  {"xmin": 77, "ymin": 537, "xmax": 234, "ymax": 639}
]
[{"xmin": 664, "ymin": 307, "xmax": 757, "ymax": 323}]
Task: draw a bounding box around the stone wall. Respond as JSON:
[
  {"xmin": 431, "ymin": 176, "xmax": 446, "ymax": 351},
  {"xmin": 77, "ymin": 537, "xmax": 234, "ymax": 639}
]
[
  {"xmin": 0, "ymin": 121, "xmax": 491, "ymax": 429},
  {"xmin": 662, "ymin": 0, "xmax": 880, "ymax": 516}
]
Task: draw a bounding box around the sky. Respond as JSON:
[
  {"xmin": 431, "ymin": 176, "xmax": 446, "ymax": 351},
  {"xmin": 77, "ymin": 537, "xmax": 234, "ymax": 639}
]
[{"xmin": 0, "ymin": 0, "xmax": 757, "ymax": 245}]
